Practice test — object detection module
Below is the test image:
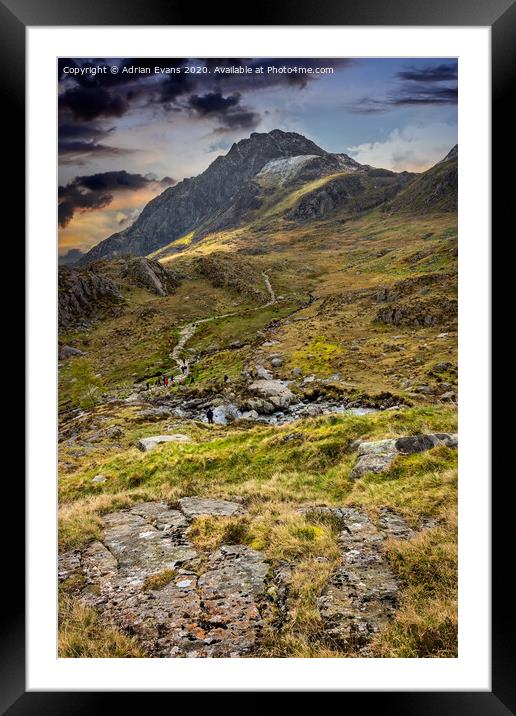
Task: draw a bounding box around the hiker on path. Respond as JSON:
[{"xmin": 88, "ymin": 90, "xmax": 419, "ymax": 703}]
[
  {"xmin": 206, "ymin": 407, "xmax": 214, "ymax": 424},
  {"xmin": 223, "ymin": 374, "xmax": 229, "ymax": 384},
  {"xmin": 181, "ymin": 362, "xmax": 187, "ymax": 375},
  {"xmin": 189, "ymin": 375, "xmax": 195, "ymax": 384},
  {"xmin": 164, "ymin": 375, "xmax": 168, "ymax": 387}
]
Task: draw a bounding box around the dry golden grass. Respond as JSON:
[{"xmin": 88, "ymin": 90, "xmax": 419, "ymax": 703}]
[{"xmin": 58, "ymin": 594, "xmax": 145, "ymax": 658}]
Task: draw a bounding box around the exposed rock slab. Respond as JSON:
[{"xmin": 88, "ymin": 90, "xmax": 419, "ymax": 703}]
[
  {"xmin": 178, "ymin": 497, "xmax": 244, "ymax": 519},
  {"xmin": 317, "ymin": 507, "xmax": 415, "ymax": 655},
  {"xmin": 58, "ymin": 499, "xmax": 267, "ymax": 657}
]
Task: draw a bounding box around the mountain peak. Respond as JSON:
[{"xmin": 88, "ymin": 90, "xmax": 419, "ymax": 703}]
[{"xmin": 81, "ymin": 129, "xmax": 334, "ymax": 263}]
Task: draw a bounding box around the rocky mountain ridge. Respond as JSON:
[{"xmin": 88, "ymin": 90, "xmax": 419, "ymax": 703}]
[{"xmin": 79, "ymin": 130, "xmax": 430, "ymax": 265}]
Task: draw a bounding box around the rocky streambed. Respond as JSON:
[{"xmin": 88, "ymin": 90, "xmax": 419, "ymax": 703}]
[{"xmin": 129, "ymin": 375, "xmax": 395, "ymax": 426}]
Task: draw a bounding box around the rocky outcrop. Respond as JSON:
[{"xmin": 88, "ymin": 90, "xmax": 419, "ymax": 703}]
[
  {"xmin": 59, "ymin": 498, "xmax": 442, "ymax": 657},
  {"xmin": 349, "ymin": 432, "xmax": 458, "ymax": 480},
  {"xmin": 375, "ymin": 298, "xmax": 457, "ymax": 328},
  {"xmin": 178, "ymin": 497, "xmax": 244, "ymax": 519},
  {"xmin": 121, "ymin": 256, "xmax": 179, "ymax": 296},
  {"xmin": 58, "ymin": 266, "xmax": 124, "ymax": 330},
  {"xmin": 193, "ymin": 252, "xmax": 266, "ymax": 300}
]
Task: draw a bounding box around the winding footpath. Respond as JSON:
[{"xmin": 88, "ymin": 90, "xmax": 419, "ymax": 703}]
[{"xmin": 170, "ymin": 272, "xmax": 277, "ymax": 381}]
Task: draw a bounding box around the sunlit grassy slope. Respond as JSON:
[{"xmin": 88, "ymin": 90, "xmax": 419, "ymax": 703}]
[{"xmin": 59, "ymin": 177, "xmax": 458, "ymax": 658}]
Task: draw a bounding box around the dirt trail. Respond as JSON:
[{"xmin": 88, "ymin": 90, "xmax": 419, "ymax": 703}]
[{"xmin": 171, "ymin": 272, "xmax": 277, "ymax": 381}]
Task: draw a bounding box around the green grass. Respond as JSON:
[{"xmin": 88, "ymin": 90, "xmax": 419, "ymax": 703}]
[{"xmin": 59, "ymin": 405, "xmax": 457, "ymax": 550}]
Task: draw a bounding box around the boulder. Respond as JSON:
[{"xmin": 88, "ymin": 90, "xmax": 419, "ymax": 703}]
[
  {"xmin": 254, "ymin": 365, "xmax": 273, "ymax": 380},
  {"xmin": 395, "ymin": 433, "xmax": 457, "ymax": 454},
  {"xmin": 242, "ymin": 398, "xmax": 276, "ymax": 415},
  {"xmin": 248, "ymin": 379, "xmax": 294, "ymax": 408},
  {"xmin": 212, "ymin": 404, "xmax": 241, "ymax": 424},
  {"xmin": 350, "ymin": 432, "xmax": 458, "ymax": 479},
  {"xmin": 58, "ymin": 344, "xmax": 86, "ymax": 360},
  {"xmin": 241, "ymin": 410, "xmax": 259, "ymax": 421}
]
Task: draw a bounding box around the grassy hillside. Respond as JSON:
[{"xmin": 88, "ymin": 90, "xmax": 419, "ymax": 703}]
[{"xmin": 58, "ymin": 171, "xmax": 458, "ymax": 658}]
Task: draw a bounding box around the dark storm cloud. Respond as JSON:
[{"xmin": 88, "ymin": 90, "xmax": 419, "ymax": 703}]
[
  {"xmin": 58, "ymin": 122, "xmax": 133, "ymax": 164},
  {"xmin": 58, "ymin": 170, "xmax": 175, "ymax": 227},
  {"xmin": 187, "ymin": 91, "xmax": 260, "ymax": 131},
  {"xmin": 188, "ymin": 91, "xmax": 241, "ymax": 116},
  {"xmin": 58, "ymin": 58, "xmax": 356, "ymax": 123},
  {"xmin": 349, "ymin": 62, "xmax": 457, "ymax": 114},
  {"xmin": 58, "ymin": 185, "xmax": 112, "ymax": 227},
  {"xmin": 390, "ymin": 85, "xmax": 458, "ymax": 106},
  {"xmin": 58, "ymin": 140, "xmax": 127, "ymax": 163},
  {"xmin": 59, "ymin": 86, "xmax": 129, "ymax": 121},
  {"xmin": 396, "ymin": 63, "xmax": 458, "ymax": 83}
]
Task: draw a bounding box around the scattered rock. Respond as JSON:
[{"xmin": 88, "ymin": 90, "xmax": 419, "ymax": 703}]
[
  {"xmin": 433, "ymin": 361, "xmax": 454, "ymax": 373},
  {"xmin": 91, "ymin": 474, "xmax": 107, "ymax": 484}
]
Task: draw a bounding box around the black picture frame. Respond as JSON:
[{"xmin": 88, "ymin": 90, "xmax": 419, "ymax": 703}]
[{"xmin": 8, "ymin": 0, "xmax": 511, "ymax": 710}]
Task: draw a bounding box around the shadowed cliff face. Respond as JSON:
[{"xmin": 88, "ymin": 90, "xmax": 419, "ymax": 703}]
[{"xmin": 58, "ymin": 257, "xmax": 180, "ymax": 329}]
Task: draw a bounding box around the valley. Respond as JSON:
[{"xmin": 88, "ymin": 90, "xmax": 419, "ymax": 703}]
[{"xmin": 58, "ymin": 130, "xmax": 458, "ymax": 659}]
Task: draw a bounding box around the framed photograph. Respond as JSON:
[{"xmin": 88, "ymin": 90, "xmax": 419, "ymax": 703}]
[{"xmin": 7, "ymin": 0, "xmax": 510, "ymax": 708}]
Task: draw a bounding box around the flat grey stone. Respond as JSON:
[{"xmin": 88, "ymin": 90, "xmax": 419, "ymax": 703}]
[
  {"xmin": 137, "ymin": 434, "xmax": 191, "ymax": 451},
  {"xmin": 91, "ymin": 474, "xmax": 107, "ymax": 484},
  {"xmin": 350, "ymin": 452, "xmax": 397, "ymax": 480},
  {"xmin": 178, "ymin": 497, "xmax": 244, "ymax": 520}
]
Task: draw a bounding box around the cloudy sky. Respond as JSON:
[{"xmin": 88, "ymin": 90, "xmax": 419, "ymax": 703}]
[{"xmin": 58, "ymin": 57, "xmax": 458, "ymax": 257}]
